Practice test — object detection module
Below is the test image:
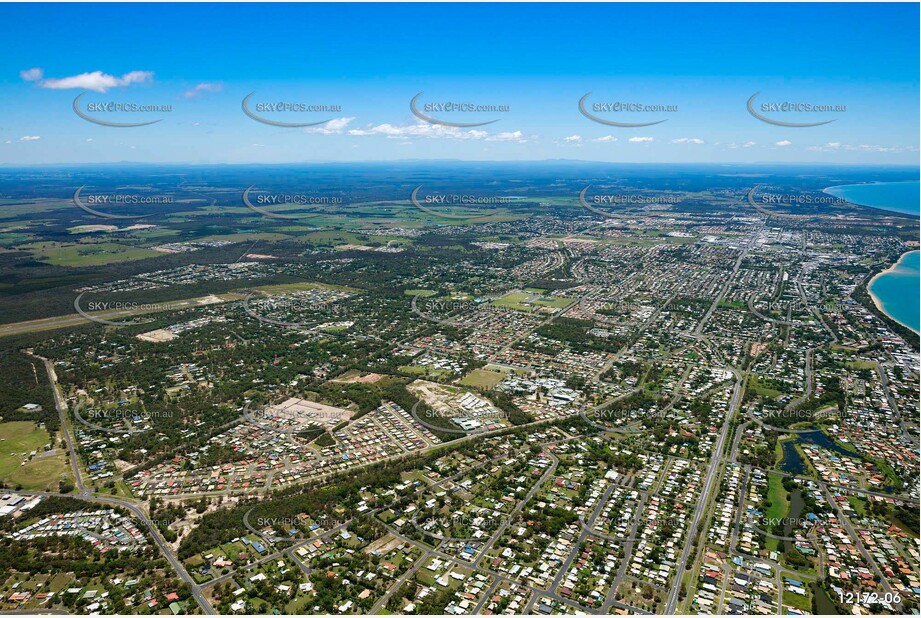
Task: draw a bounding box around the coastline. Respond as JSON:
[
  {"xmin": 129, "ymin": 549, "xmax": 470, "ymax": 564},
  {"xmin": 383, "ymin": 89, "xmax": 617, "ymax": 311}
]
[
  {"xmin": 822, "ymin": 181, "xmax": 920, "ymax": 218},
  {"xmin": 868, "ymin": 250, "xmax": 921, "ymax": 335}
]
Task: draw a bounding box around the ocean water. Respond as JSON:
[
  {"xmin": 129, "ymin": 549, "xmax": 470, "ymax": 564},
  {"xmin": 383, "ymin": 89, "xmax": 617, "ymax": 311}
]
[
  {"xmin": 823, "ymin": 181, "xmax": 919, "ymax": 332},
  {"xmin": 869, "ymin": 251, "xmax": 920, "ymax": 334},
  {"xmin": 823, "ymin": 180, "xmax": 920, "ymax": 216}
]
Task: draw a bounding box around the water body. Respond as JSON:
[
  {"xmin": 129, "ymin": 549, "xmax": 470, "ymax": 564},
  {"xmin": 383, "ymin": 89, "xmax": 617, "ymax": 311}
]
[
  {"xmin": 823, "ymin": 181, "xmax": 919, "ymax": 331},
  {"xmin": 780, "ymin": 431, "xmax": 901, "ymax": 494},
  {"xmin": 810, "ymin": 582, "xmax": 838, "ymax": 614},
  {"xmin": 869, "ymin": 251, "xmax": 920, "ymax": 334},
  {"xmin": 823, "ymin": 180, "xmax": 920, "ymax": 216},
  {"xmin": 779, "ymin": 430, "xmax": 856, "ymax": 475},
  {"xmin": 780, "ymin": 440, "xmax": 805, "ymax": 475},
  {"xmin": 783, "ymin": 489, "xmax": 805, "ymax": 554}
]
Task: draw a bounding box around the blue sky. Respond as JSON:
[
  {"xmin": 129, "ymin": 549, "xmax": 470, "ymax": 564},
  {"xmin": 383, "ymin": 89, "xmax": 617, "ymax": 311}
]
[{"xmin": 1, "ymin": 3, "xmax": 918, "ymax": 164}]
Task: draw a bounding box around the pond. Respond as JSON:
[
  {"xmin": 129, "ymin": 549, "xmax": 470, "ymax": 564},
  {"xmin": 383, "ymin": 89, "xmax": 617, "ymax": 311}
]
[
  {"xmin": 810, "ymin": 581, "xmax": 838, "ymax": 615},
  {"xmin": 783, "ymin": 489, "xmax": 805, "ymax": 554},
  {"xmin": 779, "ymin": 430, "xmax": 856, "ymax": 475}
]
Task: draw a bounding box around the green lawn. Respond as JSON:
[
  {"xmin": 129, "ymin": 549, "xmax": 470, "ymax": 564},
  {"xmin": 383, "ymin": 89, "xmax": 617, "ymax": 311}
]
[
  {"xmin": 765, "ymin": 474, "xmax": 789, "ymax": 523},
  {"xmin": 458, "ymin": 369, "xmax": 505, "ymax": 389},
  {"xmin": 747, "ymin": 376, "xmax": 783, "ymax": 398},
  {"xmin": 530, "ymin": 296, "xmax": 574, "ymax": 309},
  {"xmin": 783, "ymin": 589, "xmax": 812, "ymax": 612},
  {"xmin": 492, "ymin": 292, "xmax": 531, "ymax": 310},
  {"xmin": 492, "ymin": 292, "xmax": 573, "ymax": 312},
  {"xmin": 399, "ymin": 365, "xmax": 452, "ymax": 379},
  {"xmin": 0, "ymin": 421, "xmax": 69, "ymax": 490},
  {"xmin": 847, "ymin": 495, "xmax": 867, "ymax": 516}
]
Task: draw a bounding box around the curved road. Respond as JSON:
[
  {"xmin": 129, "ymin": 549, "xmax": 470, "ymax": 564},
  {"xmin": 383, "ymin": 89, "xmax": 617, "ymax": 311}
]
[{"xmin": 28, "ymin": 353, "xmax": 215, "ymax": 615}]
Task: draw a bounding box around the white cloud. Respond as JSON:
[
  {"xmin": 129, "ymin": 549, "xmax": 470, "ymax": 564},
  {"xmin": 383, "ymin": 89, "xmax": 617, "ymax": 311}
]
[
  {"xmin": 19, "ymin": 135, "xmax": 41, "ymax": 142},
  {"xmin": 806, "ymin": 142, "xmax": 841, "ymax": 152},
  {"xmin": 305, "ymin": 117, "xmax": 355, "ymax": 135},
  {"xmin": 728, "ymin": 140, "xmax": 757, "ymax": 149},
  {"xmin": 347, "ymin": 122, "xmax": 528, "ymax": 143},
  {"xmin": 86, "ymin": 138, "xmax": 93, "ymax": 142},
  {"xmin": 628, "ymin": 136, "xmax": 654, "ymax": 143},
  {"xmin": 20, "ymin": 67, "xmax": 43, "ymax": 81},
  {"xmin": 671, "ymin": 138, "xmax": 704, "ymax": 144},
  {"xmin": 849, "ymin": 144, "xmax": 898, "ymax": 152},
  {"xmin": 31, "ymin": 70, "xmax": 153, "ymax": 92},
  {"xmin": 489, "ymin": 131, "xmax": 526, "ymax": 142},
  {"xmin": 184, "ymin": 82, "xmax": 222, "ymax": 98},
  {"xmin": 806, "ymin": 141, "xmax": 909, "ymax": 153},
  {"xmin": 592, "ymin": 135, "xmax": 617, "ymax": 143},
  {"xmin": 563, "ymin": 135, "xmax": 582, "ymax": 143},
  {"xmin": 775, "ymin": 140, "xmax": 792, "ymax": 147}
]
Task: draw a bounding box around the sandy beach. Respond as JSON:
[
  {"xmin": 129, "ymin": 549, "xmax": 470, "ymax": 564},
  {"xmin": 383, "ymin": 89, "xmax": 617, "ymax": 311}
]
[{"xmin": 868, "ymin": 249, "xmax": 921, "ymax": 333}]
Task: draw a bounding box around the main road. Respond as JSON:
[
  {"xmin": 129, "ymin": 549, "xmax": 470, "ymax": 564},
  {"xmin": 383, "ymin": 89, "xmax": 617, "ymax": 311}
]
[
  {"xmin": 29, "ymin": 353, "xmax": 215, "ymax": 615},
  {"xmin": 663, "ymin": 367, "xmax": 742, "ymax": 613},
  {"xmin": 665, "ymin": 225, "xmax": 760, "ymax": 614}
]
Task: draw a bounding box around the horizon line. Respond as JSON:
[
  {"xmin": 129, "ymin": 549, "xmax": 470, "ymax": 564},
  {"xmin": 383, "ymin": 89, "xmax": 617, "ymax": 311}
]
[{"xmin": 1, "ymin": 159, "xmax": 919, "ymax": 169}]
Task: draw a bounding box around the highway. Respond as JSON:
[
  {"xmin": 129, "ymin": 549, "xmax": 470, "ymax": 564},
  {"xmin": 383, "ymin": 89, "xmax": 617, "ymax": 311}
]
[
  {"xmin": 31, "ymin": 353, "xmax": 87, "ymax": 496},
  {"xmin": 664, "ymin": 367, "xmax": 742, "ymax": 614},
  {"xmin": 666, "ymin": 225, "xmax": 759, "ymax": 613},
  {"xmin": 27, "ymin": 353, "xmax": 216, "ymax": 614}
]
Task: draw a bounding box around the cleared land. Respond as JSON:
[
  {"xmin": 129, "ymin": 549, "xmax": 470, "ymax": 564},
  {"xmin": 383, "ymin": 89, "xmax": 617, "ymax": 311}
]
[
  {"xmin": 0, "ymin": 292, "xmax": 243, "ymax": 338},
  {"xmin": 0, "ymin": 421, "xmax": 69, "ymax": 491},
  {"xmin": 19, "ymin": 240, "xmax": 162, "ymax": 266},
  {"xmin": 458, "ymin": 369, "xmax": 505, "ymax": 389}
]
